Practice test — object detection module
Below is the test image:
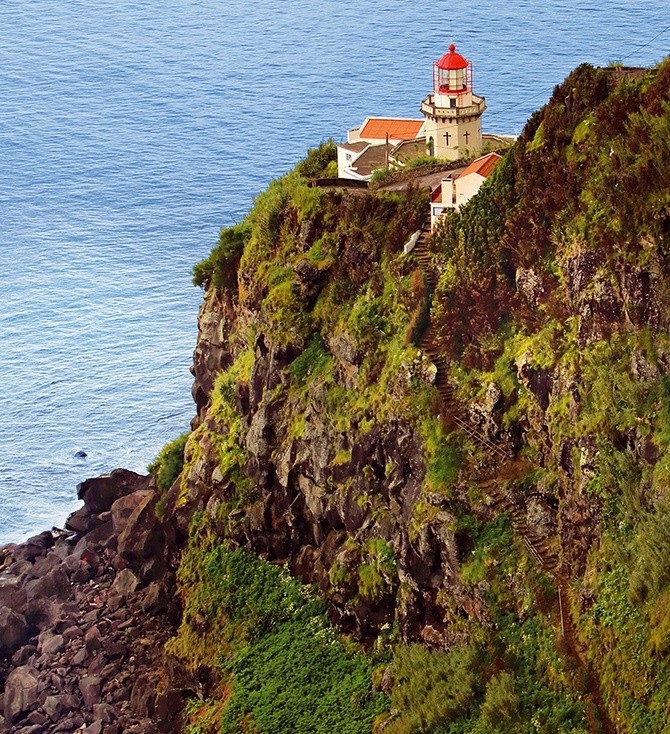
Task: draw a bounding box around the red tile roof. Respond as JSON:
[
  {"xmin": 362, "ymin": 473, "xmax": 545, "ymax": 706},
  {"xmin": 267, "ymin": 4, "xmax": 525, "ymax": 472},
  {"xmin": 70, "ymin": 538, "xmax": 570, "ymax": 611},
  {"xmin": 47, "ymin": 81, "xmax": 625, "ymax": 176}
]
[
  {"xmin": 460, "ymin": 152, "xmax": 502, "ymax": 179},
  {"xmin": 359, "ymin": 117, "xmax": 425, "ymax": 142}
]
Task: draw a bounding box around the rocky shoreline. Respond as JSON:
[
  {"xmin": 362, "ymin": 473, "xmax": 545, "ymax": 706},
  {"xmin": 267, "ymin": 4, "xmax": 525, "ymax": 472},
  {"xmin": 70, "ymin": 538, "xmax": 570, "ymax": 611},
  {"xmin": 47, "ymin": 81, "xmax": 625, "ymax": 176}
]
[{"xmin": 0, "ymin": 469, "xmax": 183, "ymax": 733}]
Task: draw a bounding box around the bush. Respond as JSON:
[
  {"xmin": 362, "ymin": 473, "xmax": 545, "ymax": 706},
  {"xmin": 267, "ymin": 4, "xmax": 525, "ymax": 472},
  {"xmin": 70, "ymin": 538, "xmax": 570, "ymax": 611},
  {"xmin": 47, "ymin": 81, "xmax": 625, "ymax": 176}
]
[
  {"xmin": 176, "ymin": 547, "xmax": 387, "ymax": 734},
  {"xmin": 148, "ymin": 432, "xmax": 189, "ymax": 492},
  {"xmin": 288, "ymin": 332, "xmax": 331, "ymax": 384},
  {"xmin": 295, "ymin": 139, "xmax": 337, "ymax": 179},
  {"xmin": 385, "ymin": 644, "xmax": 481, "ymax": 734},
  {"xmin": 193, "ymin": 222, "xmax": 250, "ymax": 289}
]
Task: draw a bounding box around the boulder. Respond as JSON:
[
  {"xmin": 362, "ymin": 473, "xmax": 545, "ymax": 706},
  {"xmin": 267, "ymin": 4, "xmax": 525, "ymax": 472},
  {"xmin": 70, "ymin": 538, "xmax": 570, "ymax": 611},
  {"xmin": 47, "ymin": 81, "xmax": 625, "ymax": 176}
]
[
  {"xmin": 78, "ymin": 676, "xmax": 101, "ymax": 708},
  {"xmin": 117, "ymin": 492, "xmax": 165, "ymax": 574},
  {"xmin": 24, "ymin": 566, "xmax": 71, "ymax": 602},
  {"xmin": 26, "ymin": 711, "xmax": 48, "ymax": 727},
  {"xmin": 141, "ymin": 581, "xmax": 169, "ymax": 614},
  {"xmin": 111, "ymin": 568, "xmax": 139, "ymax": 598},
  {"xmin": 37, "ymin": 630, "xmax": 65, "ymax": 656},
  {"xmin": 12, "ymin": 532, "xmax": 53, "ymax": 563},
  {"xmin": 65, "ymin": 506, "xmax": 94, "ymax": 533},
  {"xmin": 0, "ymin": 606, "xmax": 28, "ymax": 655},
  {"xmin": 23, "ymin": 597, "xmax": 71, "ymax": 631},
  {"xmin": 31, "ymin": 552, "xmax": 63, "ymax": 578},
  {"xmin": 3, "ymin": 665, "xmax": 40, "ymax": 723},
  {"xmin": 74, "ymin": 520, "xmax": 115, "ymax": 553},
  {"xmin": 84, "ymin": 626, "xmax": 102, "ymax": 653},
  {"xmin": 77, "ymin": 468, "xmax": 150, "ymax": 515},
  {"xmin": 92, "ymin": 703, "xmax": 115, "ymax": 723},
  {"xmin": 43, "ymin": 695, "xmax": 64, "ymax": 723},
  {"xmin": 111, "ymin": 490, "xmax": 152, "ymax": 536},
  {"xmin": 11, "ymin": 644, "xmax": 36, "ymax": 666},
  {"xmin": 0, "ymin": 577, "xmax": 27, "ymax": 612}
]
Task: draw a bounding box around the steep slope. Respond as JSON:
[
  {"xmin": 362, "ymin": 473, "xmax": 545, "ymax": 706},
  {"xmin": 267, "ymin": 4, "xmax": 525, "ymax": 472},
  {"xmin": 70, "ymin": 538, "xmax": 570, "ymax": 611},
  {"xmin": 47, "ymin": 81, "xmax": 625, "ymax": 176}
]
[{"xmin": 155, "ymin": 60, "xmax": 670, "ymax": 734}]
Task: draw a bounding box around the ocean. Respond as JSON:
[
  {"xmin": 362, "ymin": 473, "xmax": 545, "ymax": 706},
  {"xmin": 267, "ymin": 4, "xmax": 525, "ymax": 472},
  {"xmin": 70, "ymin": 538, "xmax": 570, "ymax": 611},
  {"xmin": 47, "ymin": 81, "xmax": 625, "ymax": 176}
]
[{"xmin": 0, "ymin": 0, "xmax": 668, "ymax": 543}]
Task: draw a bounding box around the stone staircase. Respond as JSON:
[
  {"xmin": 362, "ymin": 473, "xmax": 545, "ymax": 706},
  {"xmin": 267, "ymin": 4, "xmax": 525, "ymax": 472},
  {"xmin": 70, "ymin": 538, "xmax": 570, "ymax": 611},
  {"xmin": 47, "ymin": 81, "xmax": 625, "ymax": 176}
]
[
  {"xmin": 409, "ymin": 221, "xmax": 612, "ymax": 732},
  {"xmin": 483, "ymin": 481, "xmax": 559, "ymax": 572},
  {"xmin": 412, "ymin": 222, "xmax": 438, "ymax": 290},
  {"xmin": 411, "ymin": 222, "xmax": 557, "ymax": 572}
]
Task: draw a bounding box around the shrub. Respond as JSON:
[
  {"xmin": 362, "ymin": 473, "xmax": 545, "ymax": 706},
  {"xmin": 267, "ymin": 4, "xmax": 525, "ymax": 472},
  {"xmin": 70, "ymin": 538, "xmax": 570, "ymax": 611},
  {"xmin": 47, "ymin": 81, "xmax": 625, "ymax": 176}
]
[
  {"xmin": 295, "ymin": 139, "xmax": 337, "ymax": 179},
  {"xmin": 175, "ymin": 547, "xmax": 387, "ymax": 734},
  {"xmin": 288, "ymin": 332, "xmax": 331, "ymax": 384},
  {"xmin": 385, "ymin": 644, "xmax": 481, "ymax": 734},
  {"xmin": 193, "ymin": 222, "xmax": 250, "ymax": 289},
  {"xmin": 478, "ymin": 671, "xmax": 520, "ymax": 729},
  {"xmin": 148, "ymin": 432, "xmax": 189, "ymax": 492}
]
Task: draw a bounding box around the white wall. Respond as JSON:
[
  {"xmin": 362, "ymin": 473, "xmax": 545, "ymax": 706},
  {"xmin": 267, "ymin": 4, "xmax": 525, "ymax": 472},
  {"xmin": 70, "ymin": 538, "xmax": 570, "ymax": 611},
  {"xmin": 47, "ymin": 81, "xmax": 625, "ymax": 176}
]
[{"xmin": 455, "ymin": 172, "xmax": 485, "ymax": 208}]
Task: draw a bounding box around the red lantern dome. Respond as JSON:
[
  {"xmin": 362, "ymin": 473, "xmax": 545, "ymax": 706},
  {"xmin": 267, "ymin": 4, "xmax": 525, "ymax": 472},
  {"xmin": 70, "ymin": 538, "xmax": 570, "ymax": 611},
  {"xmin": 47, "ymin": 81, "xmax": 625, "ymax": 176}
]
[
  {"xmin": 433, "ymin": 44, "xmax": 472, "ymax": 96},
  {"xmin": 436, "ymin": 44, "xmax": 468, "ymax": 71}
]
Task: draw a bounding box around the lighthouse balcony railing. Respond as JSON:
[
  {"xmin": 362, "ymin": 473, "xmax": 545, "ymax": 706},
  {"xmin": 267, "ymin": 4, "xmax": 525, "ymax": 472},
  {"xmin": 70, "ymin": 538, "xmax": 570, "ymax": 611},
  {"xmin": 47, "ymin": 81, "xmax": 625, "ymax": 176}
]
[{"xmin": 421, "ymin": 95, "xmax": 486, "ymax": 119}]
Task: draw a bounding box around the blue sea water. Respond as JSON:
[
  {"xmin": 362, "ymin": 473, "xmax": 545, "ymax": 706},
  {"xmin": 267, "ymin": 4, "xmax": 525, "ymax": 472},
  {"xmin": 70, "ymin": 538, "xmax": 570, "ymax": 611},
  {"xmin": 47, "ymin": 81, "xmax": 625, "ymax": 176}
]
[{"xmin": 0, "ymin": 0, "xmax": 668, "ymax": 544}]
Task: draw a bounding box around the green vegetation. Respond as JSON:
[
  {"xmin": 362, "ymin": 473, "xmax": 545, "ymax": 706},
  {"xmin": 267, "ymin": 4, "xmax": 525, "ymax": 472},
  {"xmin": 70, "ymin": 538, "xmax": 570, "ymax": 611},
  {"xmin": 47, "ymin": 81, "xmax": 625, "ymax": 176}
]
[
  {"xmin": 193, "ymin": 222, "xmax": 250, "ymax": 289},
  {"xmin": 385, "ymin": 612, "xmax": 587, "ymax": 734},
  {"xmin": 148, "ymin": 432, "xmax": 189, "ymax": 492},
  {"xmin": 424, "ymin": 59, "xmax": 670, "ymax": 733},
  {"xmin": 172, "ymin": 542, "xmax": 387, "ymax": 734},
  {"xmin": 295, "ymin": 139, "xmax": 338, "ymax": 179}
]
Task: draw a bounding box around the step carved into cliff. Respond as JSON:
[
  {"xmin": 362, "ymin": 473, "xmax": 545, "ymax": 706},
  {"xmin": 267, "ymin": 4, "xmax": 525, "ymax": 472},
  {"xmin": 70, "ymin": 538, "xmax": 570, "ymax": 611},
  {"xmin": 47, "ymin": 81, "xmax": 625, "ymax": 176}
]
[{"xmin": 411, "ymin": 219, "xmax": 558, "ymax": 573}]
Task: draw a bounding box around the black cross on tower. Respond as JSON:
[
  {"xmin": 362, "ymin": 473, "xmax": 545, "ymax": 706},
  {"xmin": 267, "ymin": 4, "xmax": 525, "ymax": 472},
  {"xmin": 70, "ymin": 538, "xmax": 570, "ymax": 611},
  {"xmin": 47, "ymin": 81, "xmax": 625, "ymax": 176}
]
[
  {"xmin": 464, "ymin": 130, "xmax": 470, "ymax": 144},
  {"xmin": 443, "ymin": 131, "xmax": 451, "ymax": 145}
]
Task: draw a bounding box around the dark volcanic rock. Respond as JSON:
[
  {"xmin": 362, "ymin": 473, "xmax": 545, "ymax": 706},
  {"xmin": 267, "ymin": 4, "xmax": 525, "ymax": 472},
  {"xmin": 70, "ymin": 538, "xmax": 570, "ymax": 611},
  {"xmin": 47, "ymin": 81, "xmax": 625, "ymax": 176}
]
[
  {"xmin": 111, "ymin": 491, "xmax": 152, "ymax": 536},
  {"xmin": 77, "ymin": 469, "xmax": 150, "ymax": 515},
  {"xmin": 0, "ymin": 467, "xmax": 178, "ymax": 734},
  {"xmin": 25, "ymin": 566, "xmax": 71, "ymax": 602},
  {"xmin": 0, "ymin": 578, "xmax": 27, "ymax": 612},
  {"xmin": 79, "ymin": 676, "xmax": 102, "ymax": 707},
  {"xmin": 117, "ymin": 492, "xmax": 165, "ymax": 580},
  {"xmin": 4, "ymin": 665, "xmax": 40, "ymax": 722},
  {"xmin": 0, "ymin": 606, "xmax": 28, "ymax": 655}
]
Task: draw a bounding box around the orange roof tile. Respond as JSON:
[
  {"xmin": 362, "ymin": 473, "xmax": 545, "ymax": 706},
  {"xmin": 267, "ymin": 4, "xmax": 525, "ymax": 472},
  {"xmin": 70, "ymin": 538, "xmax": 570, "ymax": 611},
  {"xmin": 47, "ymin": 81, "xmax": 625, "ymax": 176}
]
[
  {"xmin": 460, "ymin": 152, "xmax": 502, "ymax": 179},
  {"xmin": 359, "ymin": 117, "xmax": 425, "ymax": 142}
]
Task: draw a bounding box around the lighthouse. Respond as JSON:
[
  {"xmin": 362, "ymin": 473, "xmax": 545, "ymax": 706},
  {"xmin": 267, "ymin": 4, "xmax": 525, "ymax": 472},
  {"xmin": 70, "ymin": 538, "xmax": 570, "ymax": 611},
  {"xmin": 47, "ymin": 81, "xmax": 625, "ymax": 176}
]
[{"xmin": 421, "ymin": 44, "xmax": 486, "ymax": 160}]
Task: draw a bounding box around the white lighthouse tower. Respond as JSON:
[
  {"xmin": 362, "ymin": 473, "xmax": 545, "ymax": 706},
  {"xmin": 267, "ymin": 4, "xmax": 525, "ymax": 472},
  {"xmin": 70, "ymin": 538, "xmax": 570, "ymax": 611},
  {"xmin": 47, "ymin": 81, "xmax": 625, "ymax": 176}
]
[{"xmin": 421, "ymin": 44, "xmax": 486, "ymax": 160}]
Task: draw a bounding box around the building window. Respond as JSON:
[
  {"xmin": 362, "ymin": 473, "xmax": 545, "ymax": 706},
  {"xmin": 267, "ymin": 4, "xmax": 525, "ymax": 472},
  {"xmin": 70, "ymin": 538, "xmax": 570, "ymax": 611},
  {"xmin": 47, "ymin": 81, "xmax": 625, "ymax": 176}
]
[
  {"xmin": 450, "ymin": 97, "xmax": 457, "ymax": 108},
  {"xmin": 427, "ymin": 137, "xmax": 434, "ymax": 157}
]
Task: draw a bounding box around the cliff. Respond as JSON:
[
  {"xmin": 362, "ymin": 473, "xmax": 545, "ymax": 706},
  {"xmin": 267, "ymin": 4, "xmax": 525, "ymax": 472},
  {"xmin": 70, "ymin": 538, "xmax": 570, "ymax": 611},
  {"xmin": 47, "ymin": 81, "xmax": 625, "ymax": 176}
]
[
  {"xmin": 161, "ymin": 59, "xmax": 670, "ymax": 733},
  {"xmin": 2, "ymin": 59, "xmax": 670, "ymax": 734}
]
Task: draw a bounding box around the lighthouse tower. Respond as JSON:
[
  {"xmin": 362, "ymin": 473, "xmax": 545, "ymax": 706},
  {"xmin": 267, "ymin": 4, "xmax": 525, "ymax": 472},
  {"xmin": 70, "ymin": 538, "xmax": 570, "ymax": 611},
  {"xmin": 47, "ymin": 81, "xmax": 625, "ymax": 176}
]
[{"xmin": 421, "ymin": 45, "xmax": 486, "ymax": 160}]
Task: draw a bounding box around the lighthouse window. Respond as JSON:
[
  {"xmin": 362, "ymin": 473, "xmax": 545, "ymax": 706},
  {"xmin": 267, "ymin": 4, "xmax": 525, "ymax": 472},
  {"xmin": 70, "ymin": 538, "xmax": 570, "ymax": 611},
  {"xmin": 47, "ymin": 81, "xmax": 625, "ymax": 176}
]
[{"xmin": 449, "ymin": 97, "xmax": 457, "ymax": 108}]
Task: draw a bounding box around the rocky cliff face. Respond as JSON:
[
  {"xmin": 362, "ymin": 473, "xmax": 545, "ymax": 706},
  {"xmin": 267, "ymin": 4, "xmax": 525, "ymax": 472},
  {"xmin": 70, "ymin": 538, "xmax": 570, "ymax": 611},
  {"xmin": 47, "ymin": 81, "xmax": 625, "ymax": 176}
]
[
  {"xmin": 161, "ymin": 60, "xmax": 670, "ymax": 734},
  {"xmin": 166, "ymin": 220, "xmax": 479, "ymax": 649}
]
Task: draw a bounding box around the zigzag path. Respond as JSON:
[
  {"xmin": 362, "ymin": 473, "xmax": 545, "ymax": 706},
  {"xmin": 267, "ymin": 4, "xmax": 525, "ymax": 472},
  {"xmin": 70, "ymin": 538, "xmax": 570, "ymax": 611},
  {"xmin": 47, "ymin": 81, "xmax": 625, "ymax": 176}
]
[{"xmin": 410, "ymin": 222, "xmax": 615, "ymax": 734}]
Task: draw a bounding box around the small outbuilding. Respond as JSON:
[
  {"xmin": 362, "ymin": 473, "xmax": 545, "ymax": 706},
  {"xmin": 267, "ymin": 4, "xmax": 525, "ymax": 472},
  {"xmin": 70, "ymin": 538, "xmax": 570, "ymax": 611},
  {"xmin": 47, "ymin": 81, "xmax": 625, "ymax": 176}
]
[{"xmin": 430, "ymin": 151, "xmax": 502, "ymax": 228}]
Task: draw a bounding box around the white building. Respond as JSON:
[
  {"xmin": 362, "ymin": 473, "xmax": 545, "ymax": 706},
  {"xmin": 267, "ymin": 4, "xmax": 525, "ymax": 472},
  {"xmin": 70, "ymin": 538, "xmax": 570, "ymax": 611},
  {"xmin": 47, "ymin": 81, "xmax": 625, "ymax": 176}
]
[
  {"xmin": 430, "ymin": 152, "xmax": 502, "ymax": 229},
  {"xmin": 337, "ymin": 117, "xmax": 425, "ymax": 180}
]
